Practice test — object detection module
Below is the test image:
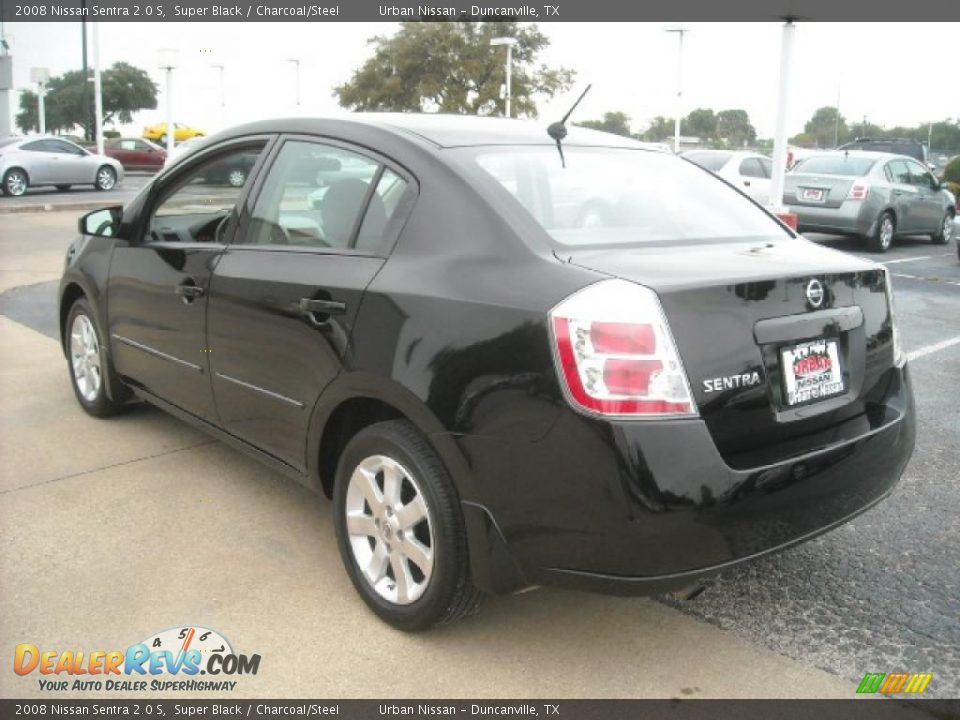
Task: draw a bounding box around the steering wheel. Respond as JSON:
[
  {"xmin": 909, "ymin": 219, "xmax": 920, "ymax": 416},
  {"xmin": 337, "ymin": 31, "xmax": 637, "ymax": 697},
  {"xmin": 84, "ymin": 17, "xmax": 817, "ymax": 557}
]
[
  {"xmin": 213, "ymin": 212, "xmax": 232, "ymax": 244},
  {"xmin": 269, "ymin": 222, "xmax": 292, "ymax": 245}
]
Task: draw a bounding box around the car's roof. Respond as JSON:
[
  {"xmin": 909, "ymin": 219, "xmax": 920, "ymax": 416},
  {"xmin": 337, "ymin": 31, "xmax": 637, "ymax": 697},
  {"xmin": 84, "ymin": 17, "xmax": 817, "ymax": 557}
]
[
  {"xmin": 799, "ymin": 150, "xmax": 913, "ymax": 161},
  {"xmin": 216, "ymin": 113, "xmax": 659, "ymax": 151}
]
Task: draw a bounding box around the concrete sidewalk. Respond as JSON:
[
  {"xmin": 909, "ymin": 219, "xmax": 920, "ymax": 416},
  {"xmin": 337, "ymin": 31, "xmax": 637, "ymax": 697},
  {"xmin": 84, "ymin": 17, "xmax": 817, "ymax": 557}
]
[{"xmin": 0, "ymin": 316, "xmax": 859, "ymax": 699}]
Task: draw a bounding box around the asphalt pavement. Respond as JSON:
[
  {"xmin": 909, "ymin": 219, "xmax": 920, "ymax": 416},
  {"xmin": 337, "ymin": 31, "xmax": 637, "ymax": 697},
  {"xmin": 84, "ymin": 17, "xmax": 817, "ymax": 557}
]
[
  {"xmin": 0, "ymin": 172, "xmax": 153, "ymax": 214},
  {"xmin": 0, "ymin": 210, "xmax": 957, "ymax": 702}
]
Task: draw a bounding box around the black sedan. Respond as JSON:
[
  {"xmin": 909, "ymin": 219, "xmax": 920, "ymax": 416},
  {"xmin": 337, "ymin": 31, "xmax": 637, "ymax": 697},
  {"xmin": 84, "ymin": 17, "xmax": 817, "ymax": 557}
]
[{"xmin": 59, "ymin": 115, "xmax": 915, "ymax": 631}]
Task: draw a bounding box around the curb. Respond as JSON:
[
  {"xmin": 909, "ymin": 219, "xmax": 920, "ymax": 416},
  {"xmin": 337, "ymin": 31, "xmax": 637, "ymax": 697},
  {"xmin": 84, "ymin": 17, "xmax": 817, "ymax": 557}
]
[{"xmin": 0, "ymin": 200, "xmax": 119, "ymax": 216}]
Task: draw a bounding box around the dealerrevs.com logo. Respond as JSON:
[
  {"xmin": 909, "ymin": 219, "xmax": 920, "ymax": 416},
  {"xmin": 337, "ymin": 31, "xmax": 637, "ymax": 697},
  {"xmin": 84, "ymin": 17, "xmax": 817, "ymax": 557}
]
[{"xmin": 14, "ymin": 626, "xmax": 261, "ymax": 692}]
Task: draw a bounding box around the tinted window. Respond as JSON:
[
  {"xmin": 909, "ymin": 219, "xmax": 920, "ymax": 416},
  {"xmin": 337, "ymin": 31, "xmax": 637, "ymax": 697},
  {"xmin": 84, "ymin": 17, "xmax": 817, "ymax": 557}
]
[
  {"xmin": 465, "ymin": 147, "xmax": 787, "ymax": 247},
  {"xmin": 355, "ymin": 168, "xmax": 409, "ymax": 251},
  {"xmin": 684, "ymin": 151, "xmax": 731, "ymax": 172},
  {"xmin": 887, "ymin": 160, "xmax": 911, "ymax": 184},
  {"xmin": 739, "ymin": 158, "xmax": 765, "ymax": 178},
  {"xmin": 759, "ymin": 158, "xmax": 772, "ymax": 178},
  {"xmin": 243, "ymin": 140, "xmax": 380, "ymax": 249},
  {"xmin": 21, "ymin": 141, "xmax": 46, "ymax": 152},
  {"xmin": 906, "ymin": 161, "xmax": 935, "ymax": 189},
  {"xmin": 794, "ymin": 156, "xmax": 875, "ymax": 177},
  {"xmin": 148, "ymin": 143, "xmax": 265, "ymax": 242},
  {"xmin": 47, "ymin": 140, "xmax": 85, "ymax": 156}
]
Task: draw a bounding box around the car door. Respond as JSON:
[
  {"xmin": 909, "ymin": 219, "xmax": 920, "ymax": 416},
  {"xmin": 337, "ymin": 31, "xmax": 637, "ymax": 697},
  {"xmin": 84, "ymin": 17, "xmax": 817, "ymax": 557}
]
[
  {"xmin": 906, "ymin": 160, "xmax": 944, "ymax": 231},
  {"xmin": 18, "ymin": 140, "xmax": 54, "ymax": 183},
  {"xmin": 736, "ymin": 157, "xmax": 771, "ymax": 204},
  {"xmin": 133, "ymin": 139, "xmax": 164, "ymax": 170},
  {"xmin": 46, "ymin": 139, "xmax": 95, "ymax": 183},
  {"xmin": 206, "ymin": 136, "xmax": 416, "ymax": 470},
  {"xmin": 884, "ymin": 160, "xmax": 921, "ymax": 233},
  {"xmin": 107, "ymin": 137, "xmax": 272, "ymax": 421}
]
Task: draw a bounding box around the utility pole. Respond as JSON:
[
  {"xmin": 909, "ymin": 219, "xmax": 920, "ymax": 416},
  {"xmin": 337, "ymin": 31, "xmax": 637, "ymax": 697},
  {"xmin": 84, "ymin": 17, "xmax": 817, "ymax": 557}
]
[
  {"xmin": 286, "ymin": 58, "xmax": 300, "ymax": 109},
  {"xmin": 833, "ymin": 82, "xmax": 841, "ymax": 148},
  {"xmin": 92, "ymin": 22, "xmax": 103, "ymax": 154},
  {"xmin": 30, "ymin": 67, "xmax": 50, "ymax": 133},
  {"xmin": 664, "ymin": 26, "xmax": 688, "ymax": 154},
  {"xmin": 769, "ymin": 19, "xmax": 796, "ymax": 215},
  {"xmin": 158, "ymin": 49, "xmax": 178, "ymax": 156},
  {"xmin": 490, "ymin": 37, "xmax": 518, "ymax": 118},
  {"xmin": 81, "ymin": 2, "xmax": 90, "ymax": 141}
]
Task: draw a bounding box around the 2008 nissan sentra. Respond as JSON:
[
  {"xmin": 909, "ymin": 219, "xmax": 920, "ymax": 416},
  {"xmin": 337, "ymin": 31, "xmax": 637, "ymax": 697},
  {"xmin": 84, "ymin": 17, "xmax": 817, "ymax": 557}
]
[{"xmin": 58, "ymin": 115, "xmax": 915, "ymax": 631}]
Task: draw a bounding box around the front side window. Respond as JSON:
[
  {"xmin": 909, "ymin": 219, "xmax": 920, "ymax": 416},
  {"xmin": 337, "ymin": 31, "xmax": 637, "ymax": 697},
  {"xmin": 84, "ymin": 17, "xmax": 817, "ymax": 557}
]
[
  {"xmin": 464, "ymin": 146, "xmax": 787, "ymax": 247},
  {"xmin": 906, "ymin": 161, "xmax": 935, "ymax": 189},
  {"xmin": 48, "ymin": 140, "xmax": 85, "ymax": 156},
  {"xmin": 242, "ymin": 140, "xmax": 399, "ymax": 250},
  {"xmin": 147, "ymin": 143, "xmax": 265, "ymax": 243},
  {"xmin": 887, "ymin": 160, "xmax": 911, "ymax": 184}
]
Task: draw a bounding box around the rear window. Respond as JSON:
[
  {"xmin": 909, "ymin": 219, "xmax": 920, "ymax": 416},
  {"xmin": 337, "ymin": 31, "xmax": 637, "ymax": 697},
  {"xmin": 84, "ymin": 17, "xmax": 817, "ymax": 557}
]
[
  {"xmin": 683, "ymin": 151, "xmax": 732, "ymax": 172},
  {"xmin": 794, "ymin": 156, "xmax": 876, "ymax": 177},
  {"xmin": 459, "ymin": 146, "xmax": 787, "ymax": 248}
]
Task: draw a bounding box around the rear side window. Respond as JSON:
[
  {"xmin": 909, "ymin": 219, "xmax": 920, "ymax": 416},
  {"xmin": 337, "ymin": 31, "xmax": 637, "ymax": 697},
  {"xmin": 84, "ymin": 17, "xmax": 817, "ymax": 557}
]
[
  {"xmin": 794, "ymin": 156, "xmax": 876, "ymax": 177},
  {"xmin": 684, "ymin": 152, "xmax": 731, "ymax": 172},
  {"xmin": 243, "ymin": 140, "xmax": 405, "ymax": 251},
  {"xmin": 739, "ymin": 158, "xmax": 766, "ymax": 178},
  {"xmin": 463, "ymin": 146, "xmax": 787, "ymax": 247}
]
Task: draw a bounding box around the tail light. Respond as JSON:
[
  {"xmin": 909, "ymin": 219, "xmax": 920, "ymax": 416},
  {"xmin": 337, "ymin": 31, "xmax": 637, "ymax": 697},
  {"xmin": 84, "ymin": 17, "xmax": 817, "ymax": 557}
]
[
  {"xmin": 549, "ymin": 279, "xmax": 697, "ymax": 418},
  {"xmin": 847, "ymin": 182, "xmax": 870, "ymax": 200},
  {"xmin": 883, "ymin": 270, "xmax": 904, "ymax": 365}
]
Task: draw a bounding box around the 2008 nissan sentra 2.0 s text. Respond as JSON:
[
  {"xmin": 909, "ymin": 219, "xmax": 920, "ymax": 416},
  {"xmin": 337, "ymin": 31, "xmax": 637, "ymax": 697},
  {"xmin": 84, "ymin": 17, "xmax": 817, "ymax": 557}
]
[{"xmin": 58, "ymin": 115, "xmax": 915, "ymax": 631}]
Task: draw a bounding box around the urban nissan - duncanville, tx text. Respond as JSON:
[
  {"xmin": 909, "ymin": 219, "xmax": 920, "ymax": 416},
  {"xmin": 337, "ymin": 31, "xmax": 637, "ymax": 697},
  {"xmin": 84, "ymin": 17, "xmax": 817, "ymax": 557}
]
[{"xmin": 58, "ymin": 114, "xmax": 915, "ymax": 631}]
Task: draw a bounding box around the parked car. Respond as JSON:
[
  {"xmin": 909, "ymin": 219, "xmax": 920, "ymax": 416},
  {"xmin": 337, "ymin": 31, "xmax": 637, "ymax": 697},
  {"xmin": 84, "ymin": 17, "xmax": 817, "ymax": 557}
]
[
  {"xmin": 165, "ymin": 136, "xmax": 257, "ymax": 187},
  {"xmin": 0, "ymin": 136, "xmax": 124, "ymax": 196},
  {"xmin": 784, "ymin": 151, "xmax": 955, "ymax": 252},
  {"xmin": 85, "ymin": 138, "xmax": 166, "ymax": 172},
  {"xmin": 681, "ymin": 150, "xmax": 774, "ymax": 204},
  {"xmin": 143, "ymin": 122, "xmax": 205, "ymax": 143},
  {"xmin": 59, "ymin": 115, "xmax": 915, "ymax": 630},
  {"xmin": 837, "ymin": 137, "xmax": 930, "ymax": 168}
]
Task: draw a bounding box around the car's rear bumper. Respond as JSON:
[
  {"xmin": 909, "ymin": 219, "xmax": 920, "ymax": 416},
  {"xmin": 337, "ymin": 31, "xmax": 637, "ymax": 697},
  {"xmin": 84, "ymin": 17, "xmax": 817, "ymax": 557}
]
[
  {"xmin": 459, "ymin": 364, "xmax": 915, "ymax": 596},
  {"xmin": 787, "ymin": 202, "xmax": 875, "ymax": 237}
]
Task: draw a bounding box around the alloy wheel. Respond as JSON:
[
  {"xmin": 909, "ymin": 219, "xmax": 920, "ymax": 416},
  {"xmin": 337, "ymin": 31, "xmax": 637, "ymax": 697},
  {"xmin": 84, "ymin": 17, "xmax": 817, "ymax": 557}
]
[
  {"xmin": 70, "ymin": 314, "xmax": 102, "ymax": 403},
  {"xmin": 97, "ymin": 167, "xmax": 116, "ymax": 190},
  {"xmin": 344, "ymin": 454, "xmax": 434, "ymax": 605},
  {"xmin": 943, "ymin": 215, "xmax": 954, "ymax": 242},
  {"xmin": 228, "ymin": 170, "xmax": 246, "ymax": 187},
  {"xmin": 6, "ymin": 171, "xmax": 27, "ymax": 196},
  {"xmin": 879, "ymin": 216, "xmax": 894, "ymax": 250}
]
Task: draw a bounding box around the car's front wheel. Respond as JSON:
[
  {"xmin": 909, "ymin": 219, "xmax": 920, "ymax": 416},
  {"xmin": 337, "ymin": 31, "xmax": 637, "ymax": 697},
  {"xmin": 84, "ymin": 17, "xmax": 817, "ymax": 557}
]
[
  {"xmin": 868, "ymin": 211, "xmax": 895, "ymax": 253},
  {"xmin": 227, "ymin": 168, "xmax": 246, "ymax": 188},
  {"xmin": 2, "ymin": 168, "xmax": 29, "ymax": 197},
  {"xmin": 66, "ymin": 298, "xmax": 127, "ymax": 417},
  {"xmin": 333, "ymin": 420, "xmax": 481, "ymax": 631},
  {"xmin": 931, "ymin": 210, "xmax": 954, "ymax": 245},
  {"xmin": 95, "ymin": 166, "xmax": 117, "ymax": 191}
]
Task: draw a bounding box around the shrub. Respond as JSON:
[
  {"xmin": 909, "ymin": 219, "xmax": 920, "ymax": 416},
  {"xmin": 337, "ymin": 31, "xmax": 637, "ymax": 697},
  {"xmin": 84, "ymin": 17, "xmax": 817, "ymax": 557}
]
[{"xmin": 944, "ymin": 156, "xmax": 960, "ymax": 184}]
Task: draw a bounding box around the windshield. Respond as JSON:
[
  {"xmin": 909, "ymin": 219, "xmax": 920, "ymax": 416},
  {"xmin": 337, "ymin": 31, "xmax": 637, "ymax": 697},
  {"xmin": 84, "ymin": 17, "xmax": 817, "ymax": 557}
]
[
  {"xmin": 794, "ymin": 156, "xmax": 876, "ymax": 177},
  {"xmin": 460, "ymin": 146, "xmax": 787, "ymax": 248}
]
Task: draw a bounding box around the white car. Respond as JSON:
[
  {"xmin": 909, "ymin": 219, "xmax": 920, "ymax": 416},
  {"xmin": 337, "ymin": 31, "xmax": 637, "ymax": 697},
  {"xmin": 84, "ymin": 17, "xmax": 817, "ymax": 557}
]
[
  {"xmin": 0, "ymin": 136, "xmax": 124, "ymax": 197},
  {"xmin": 682, "ymin": 149, "xmax": 773, "ymax": 204}
]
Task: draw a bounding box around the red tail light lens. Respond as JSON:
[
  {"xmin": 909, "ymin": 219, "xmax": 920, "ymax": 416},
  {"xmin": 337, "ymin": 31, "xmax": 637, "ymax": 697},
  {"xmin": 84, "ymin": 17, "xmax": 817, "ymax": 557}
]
[
  {"xmin": 847, "ymin": 182, "xmax": 870, "ymax": 200},
  {"xmin": 549, "ymin": 280, "xmax": 697, "ymax": 418}
]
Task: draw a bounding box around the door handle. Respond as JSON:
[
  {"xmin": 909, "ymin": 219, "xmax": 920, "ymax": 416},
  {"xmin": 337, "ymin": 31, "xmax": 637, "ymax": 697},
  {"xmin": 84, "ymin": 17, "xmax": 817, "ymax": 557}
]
[
  {"xmin": 175, "ymin": 282, "xmax": 205, "ymax": 302},
  {"xmin": 299, "ymin": 298, "xmax": 346, "ymax": 316},
  {"xmin": 743, "ymin": 180, "xmax": 751, "ymax": 187}
]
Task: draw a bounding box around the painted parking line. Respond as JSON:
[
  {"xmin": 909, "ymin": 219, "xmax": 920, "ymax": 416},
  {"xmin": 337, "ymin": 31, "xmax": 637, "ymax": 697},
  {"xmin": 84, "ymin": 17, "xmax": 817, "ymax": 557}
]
[
  {"xmin": 880, "ymin": 253, "xmax": 955, "ymax": 264},
  {"xmin": 891, "ymin": 272, "xmax": 960, "ymax": 288},
  {"xmin": 906, "ymin": 335, "xmax": 960, "ymax": 362}
]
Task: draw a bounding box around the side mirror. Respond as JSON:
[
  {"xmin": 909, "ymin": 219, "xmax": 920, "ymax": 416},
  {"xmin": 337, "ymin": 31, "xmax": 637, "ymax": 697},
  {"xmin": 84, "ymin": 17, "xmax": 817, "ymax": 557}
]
[{"xmin": 79, "ymin": 206, "xmax": 123, "ymax": 237}]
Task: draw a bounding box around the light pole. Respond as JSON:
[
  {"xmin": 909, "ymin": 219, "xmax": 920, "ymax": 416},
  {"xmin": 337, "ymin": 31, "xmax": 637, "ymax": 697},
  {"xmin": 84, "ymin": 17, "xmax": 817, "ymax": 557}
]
[
  {"xmin": 769, "ymin": 19, "xmax": 797, "ymax": 216},
  {"xmin": 158, "ymin": 49, "xmax": 178, "ymax": 156},
  {"xmin": 30, "ymin": 67, "xmax": 49, "ymax": 134},
  {"xmin": 211, "ymin": 62, "xmax": 225, "ymax": 129},
  {"xmin": 286, "ymin": 58, "xmax": 300, "ymax": 109},
  {"xmin": 92, "ymin": 22, "xmax": 103, "ymax": 155},
  {"xmin": 664, "ymin": 26, "xmax": 688, "ymax": 154},
  {"xmin": 490, "ymin": 37, "xmax": 517, "ymax": 118}
]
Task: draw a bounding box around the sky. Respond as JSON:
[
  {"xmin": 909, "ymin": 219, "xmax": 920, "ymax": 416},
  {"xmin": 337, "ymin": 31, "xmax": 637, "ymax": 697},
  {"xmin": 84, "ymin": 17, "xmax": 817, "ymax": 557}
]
[{"xmin": 2, "ymin": 21, "xmax": 957, "ymax": 140}]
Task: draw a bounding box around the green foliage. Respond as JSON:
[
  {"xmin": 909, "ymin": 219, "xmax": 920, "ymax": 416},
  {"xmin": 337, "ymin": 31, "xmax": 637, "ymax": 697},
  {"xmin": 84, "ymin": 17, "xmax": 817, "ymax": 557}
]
[
  {"xmin": 944, "ymin": 156, "xmax": 960, "ymax": 184},
  {"xmin": 945, "ymin": 182, "xmax": 960, "ymax": 200},
  {"xmin": 716, "ymin": 109, "xmax": 756, "ymax": 147},
  {"xmin": 682, "ymin": 108, "xmax": 716, "ymax": 140},
  {"xmin": 16, "ymin": 62, "xmax": 158, "ymax": 135},
  {"xmin": 798, "ymin": 106, "xmax": 848, "ymax": 148},
  {"xmin": 334, "ymin": 21, "xmax": 574, "ymax": 117},
  {"xmin": 640, "ymin": 116, "xmax": 675, "ymax": 142},
  {"xmin": 577, "ymin": 111, "xmax": 632, "ymax": 137}
]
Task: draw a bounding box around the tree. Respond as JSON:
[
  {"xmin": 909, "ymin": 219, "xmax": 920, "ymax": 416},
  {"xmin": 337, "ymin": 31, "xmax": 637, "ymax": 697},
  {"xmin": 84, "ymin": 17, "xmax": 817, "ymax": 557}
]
[
  {"xmin": 577, "ymin": 111, "xmax": 632, "ymax": 137},
  {"xmin": 801, "ymin": 106, "xmax": 848, "ymax": 148},
  {"xmin": 335, "ymin": 21, "xmax": 574, "ymax": 117},
  {"xmin": 16, "ymin": 62, "xmax": 158, "ymax": 136},
  {"xmin": 640, "ymin": 116, "xmax": 675, "ymax": 142},
  {"xmin": 682, "ymin": 108, "xmax": 716, "ymax": 140},
  {"xmin": 716, "ymin": 109, "xmax": 756, "ymax": 147}
]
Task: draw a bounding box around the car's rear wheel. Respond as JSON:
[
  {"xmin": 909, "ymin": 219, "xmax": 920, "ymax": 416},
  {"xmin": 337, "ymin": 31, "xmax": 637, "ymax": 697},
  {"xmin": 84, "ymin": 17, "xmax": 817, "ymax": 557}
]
[
  {"xmin": 931, "ymin": 211, "xmax": 954, "ymax": 245},
  {"xmin": 56, "ymin": 184, "xmax": 71, "ymax": 192},
  {"xmin": 227, "ymin": 168, "xmax": 246, "ymax": 188},
  {"xmin": 868, "ymin": 212, "xmax": 895, "ymax": 253},
  {"xmin": 66, "ymin": 298, "xmax": 127, "ymax": 417},
  {"xmin": 2, "ymin": 168, "xmax": 29, "ymax": 197},
  {"xmin": 95, "ymin": 166, "xmax": 117, "ymax": 191},
  {"xmin": 333, "ymin": 419, "xmax": 481, "ymax": 631}
]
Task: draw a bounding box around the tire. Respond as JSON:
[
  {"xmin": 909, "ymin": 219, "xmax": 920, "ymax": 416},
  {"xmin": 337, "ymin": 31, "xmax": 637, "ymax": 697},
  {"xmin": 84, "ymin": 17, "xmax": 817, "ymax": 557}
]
[
  {"xmin": 226, "ymin": 168, "xmax": 246, "ymax": 188},
  {"xmin": 868, "ymin": 211, "xmax": 895, "ymax": 253},
  {"xmin": 95, "ymin": 165, "xmax": 117, "ymax": 191},
  {"xmin": 931, "ymin": 210, "xmax": 954, "ymax": 245},
  {"xmin": 56, "ymin": 184, "xmax": 72, "ymax": 192},
  {"xmin": 65, "ymin": 298, "xmax": 128, "ymax": 418},
  {"xmin": 333, "ymin": 419, "xmax": 481, "ymax": 631},
  {"xmin": 2, "ymin": 168, "xmax": 29, "ymax": 197}
]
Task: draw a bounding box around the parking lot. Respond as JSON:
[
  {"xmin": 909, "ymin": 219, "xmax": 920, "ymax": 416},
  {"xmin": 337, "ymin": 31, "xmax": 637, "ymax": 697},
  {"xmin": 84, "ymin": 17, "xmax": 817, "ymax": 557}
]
[{"xmin": 0, "ymin": 201, "xmax": 957, "ymax": 700}]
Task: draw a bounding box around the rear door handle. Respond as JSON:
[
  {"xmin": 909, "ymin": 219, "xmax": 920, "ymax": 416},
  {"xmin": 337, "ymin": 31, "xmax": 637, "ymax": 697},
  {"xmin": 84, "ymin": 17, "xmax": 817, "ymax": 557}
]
[
  {"xmin": 299, "ymin": 298, "xmax": 346, "ymax": 315},
  {"xmin": 175, "ymin": 282, "xmax": 205, "ymax": 300}
]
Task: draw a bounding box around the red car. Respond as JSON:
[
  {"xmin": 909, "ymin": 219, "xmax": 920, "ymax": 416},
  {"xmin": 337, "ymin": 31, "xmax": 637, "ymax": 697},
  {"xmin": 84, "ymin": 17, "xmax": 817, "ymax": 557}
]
[{"xmin": 85, "ymin": 138, "xmax": 166, "ymax": 172}]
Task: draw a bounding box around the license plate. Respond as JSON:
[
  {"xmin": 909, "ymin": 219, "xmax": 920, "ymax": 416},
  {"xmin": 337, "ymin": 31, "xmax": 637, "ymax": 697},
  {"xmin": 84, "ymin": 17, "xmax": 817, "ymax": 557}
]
[
  {"xmin": 781, "ymin": 338, "xmax": 845, "ymax": 406},
  {"xmin": 800, "ymin": 187, "xmax": 825, "ymax": 202}
]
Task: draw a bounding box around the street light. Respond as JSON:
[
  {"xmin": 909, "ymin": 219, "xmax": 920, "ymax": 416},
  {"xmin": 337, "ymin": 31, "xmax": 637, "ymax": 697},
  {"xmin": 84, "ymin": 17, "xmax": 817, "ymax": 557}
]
[
  {"xmin": 490, "ymin": 37, "xmax": 518, "ymax": 118},
  {"xmin": 211, "ymin": 63, "xmax": 225, "ymax": 108},
  {"xmin": 92, "ymin": 22, "xmax": 103, "ymax": 154},
  {"xmin": 158, "ymin": 48, "xmax": 179, "ymax": 156},
  {"xmin": 768, "ymin": 19, "xmax": 797, "ymax": 218},
  {"xmin": 663, "ymin": 26, "xmax": 688, "ymax": 154},
  {"xmin": 286, "ymin": 58, "xmax": 300, "ymax": 109},
  {"xmin": 29, "ymin": 66, "xmax": 50, "ymax": 134}
]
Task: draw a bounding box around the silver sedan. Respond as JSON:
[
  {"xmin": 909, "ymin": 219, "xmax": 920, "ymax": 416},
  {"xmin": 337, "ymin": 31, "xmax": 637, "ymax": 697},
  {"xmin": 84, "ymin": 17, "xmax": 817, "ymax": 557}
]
[
  {"xmin": 0, "ymin": 136, "xmax": 125, "ymax": 197},
  {"xmin": 784, "ymin": 150, "xmax": 956, "ymax": 252}
]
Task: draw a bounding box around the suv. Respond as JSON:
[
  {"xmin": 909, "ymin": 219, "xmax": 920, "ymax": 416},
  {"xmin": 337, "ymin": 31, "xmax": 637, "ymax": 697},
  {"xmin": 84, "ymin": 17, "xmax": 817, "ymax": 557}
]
[{"xmin": 838, "ymin": 137, "xmax": 928, "ymax": 165}]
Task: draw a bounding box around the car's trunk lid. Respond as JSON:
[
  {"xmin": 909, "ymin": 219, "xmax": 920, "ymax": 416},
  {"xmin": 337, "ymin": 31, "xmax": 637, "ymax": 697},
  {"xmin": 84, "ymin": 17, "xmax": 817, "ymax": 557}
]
[
  {"xmin": 560, "ymin": 239, "xmax": 898, "ymax": 468},
  {"xmin": 783, "ymin": 173, "xmax": 857, "ymax": 209}
]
